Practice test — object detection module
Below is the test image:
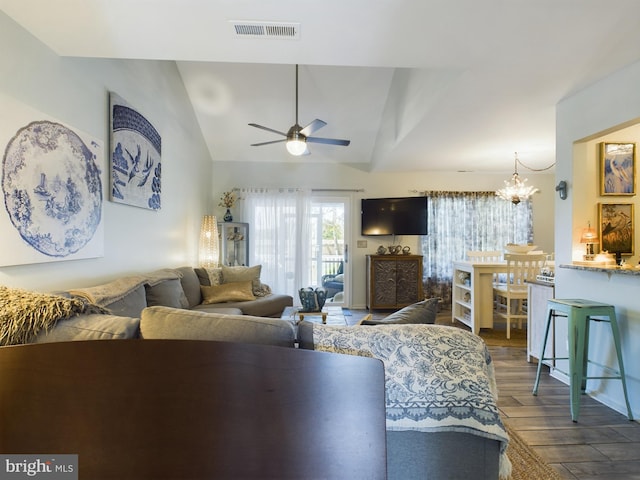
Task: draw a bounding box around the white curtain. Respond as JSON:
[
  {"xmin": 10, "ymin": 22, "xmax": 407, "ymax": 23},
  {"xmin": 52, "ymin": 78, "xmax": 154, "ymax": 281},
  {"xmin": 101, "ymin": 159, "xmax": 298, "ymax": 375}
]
[
  {"xmin": 238, "ymin": 188, "xmax": 311, "ymax": 301},
  {"xmin": 420, "ymin": 191, "xmax": 533, "ymax": 303}
]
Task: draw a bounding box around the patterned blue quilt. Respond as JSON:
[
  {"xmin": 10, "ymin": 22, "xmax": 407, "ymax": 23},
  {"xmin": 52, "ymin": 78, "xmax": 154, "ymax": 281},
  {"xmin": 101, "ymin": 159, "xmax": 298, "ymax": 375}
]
[{"xmin": 312, "ymin": 323, "xmax": 511, "ymax": 478}]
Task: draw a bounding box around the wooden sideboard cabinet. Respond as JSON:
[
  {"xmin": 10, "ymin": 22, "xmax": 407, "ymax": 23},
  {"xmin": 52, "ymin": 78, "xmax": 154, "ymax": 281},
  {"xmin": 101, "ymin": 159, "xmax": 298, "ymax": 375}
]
[{"xmin": 366, "ymin": 254, "xmax": 424, "ymax": 310}]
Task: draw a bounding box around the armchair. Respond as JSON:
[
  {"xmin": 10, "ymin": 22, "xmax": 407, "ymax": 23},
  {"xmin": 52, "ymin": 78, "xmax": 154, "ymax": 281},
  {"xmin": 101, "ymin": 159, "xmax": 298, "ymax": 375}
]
[{"xmin": 321, "ymin": 261, "xmax": 344, "ymax": 298}]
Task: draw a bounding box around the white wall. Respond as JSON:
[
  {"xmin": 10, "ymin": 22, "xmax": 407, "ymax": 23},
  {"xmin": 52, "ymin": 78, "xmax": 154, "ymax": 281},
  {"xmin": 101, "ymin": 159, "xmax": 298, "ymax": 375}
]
[
  {"xmin": 556, "ymin": 59, "xmax": 640, "ymax": 417},
  {"xmin": 210, "ymin": 161, "xmax": 556, "ymax": 308},
  {"xmin": 0, "ymin": 9, "xmax": 557, "ymax": 308},
  {"xmin": 0, "ymin": 12, "xmax": 213, "ymax": 290}
]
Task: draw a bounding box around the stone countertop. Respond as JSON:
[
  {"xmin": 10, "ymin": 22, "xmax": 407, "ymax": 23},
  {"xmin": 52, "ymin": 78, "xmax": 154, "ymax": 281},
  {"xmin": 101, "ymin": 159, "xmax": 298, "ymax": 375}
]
[
  {"xmin": 526, "ymin": 279, "xmax": 556, "ymax": 287},
  {"xmin": 560, "ymin": 263, "xmax": 640, "ymax": 276}
]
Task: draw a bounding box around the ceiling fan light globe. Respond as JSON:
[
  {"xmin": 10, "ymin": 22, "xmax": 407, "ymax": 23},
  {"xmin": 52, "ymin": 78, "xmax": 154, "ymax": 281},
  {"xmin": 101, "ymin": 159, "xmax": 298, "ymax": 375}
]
[{"xmin": 286, "ymin": 138, "xmax": 307, "ymax": 156}]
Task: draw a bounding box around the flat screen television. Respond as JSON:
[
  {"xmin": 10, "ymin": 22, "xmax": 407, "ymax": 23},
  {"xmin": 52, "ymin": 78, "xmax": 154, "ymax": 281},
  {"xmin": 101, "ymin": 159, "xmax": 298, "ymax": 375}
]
[{"xmin": 361, "ymin": 197, "xmax": 428, "ymax": 236}]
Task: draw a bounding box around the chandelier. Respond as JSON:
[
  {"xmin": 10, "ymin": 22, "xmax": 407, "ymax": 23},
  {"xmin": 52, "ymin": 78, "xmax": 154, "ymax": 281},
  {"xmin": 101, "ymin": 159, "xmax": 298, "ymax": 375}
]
[{"xmin": 496, "ymin": 152, "xmax": 542, "ymax": 205}]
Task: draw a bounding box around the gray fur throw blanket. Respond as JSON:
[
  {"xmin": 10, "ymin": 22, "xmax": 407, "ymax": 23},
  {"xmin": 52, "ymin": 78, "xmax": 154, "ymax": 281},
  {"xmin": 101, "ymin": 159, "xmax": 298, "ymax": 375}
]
[{"xmin": 0, "ymin": 285, "xmax": 109, "ymax": 346}]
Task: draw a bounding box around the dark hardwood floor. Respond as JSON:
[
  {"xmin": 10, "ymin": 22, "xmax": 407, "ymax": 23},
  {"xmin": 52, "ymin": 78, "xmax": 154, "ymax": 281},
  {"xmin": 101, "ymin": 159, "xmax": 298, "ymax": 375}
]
[
  {"xmin": 492, "ymin": 345, "xmax": 640, "ymax": 479},
  {"xmin": 349, "ymin": 309, "xmax": 640, "ymax": 480}
]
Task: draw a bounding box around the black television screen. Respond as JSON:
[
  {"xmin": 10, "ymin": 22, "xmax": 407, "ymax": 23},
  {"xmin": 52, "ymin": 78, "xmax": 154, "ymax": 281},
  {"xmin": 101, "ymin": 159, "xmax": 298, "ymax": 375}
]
[{"xmin": 361, "ymin": 197, "xmax": 428, "ymax": 236}]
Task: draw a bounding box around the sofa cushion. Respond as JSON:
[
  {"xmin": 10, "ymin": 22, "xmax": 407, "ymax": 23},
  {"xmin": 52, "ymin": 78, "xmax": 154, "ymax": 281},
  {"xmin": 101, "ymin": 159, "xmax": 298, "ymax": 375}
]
[
  {"xmin": 221, "ymin": 265, "xmax": 262, "ymax": 295},
  {"xmin": 360, "ymin": 298, "xmax": 439, "ymax": 326},
  {"xmin": 201, "ymin": 281, "xmax": 255, "ymax": 304},
  {"xmin": 191, "ymin": 293, "xmax": 293, "ymax": 318},
  {"xmin": 34, "ymin": 313, "xmax": 140, "ymax": 343},
  {"xmin": 176, "ymin": 266, "xmax": 203, "ymax": 308},
  {"xmin": 140, "ymin": 306, "xmax": 296, "ymax": 347},
  {"xmin": 191, "ymin": 306, "xmax": 244, "ymax": 315},
  {"xmin": 103, "ymin": 284, "xmax": 147, "ymax": 318},
  {"xmin": 145, "ymin": 279, "xmax": 189, "ymax": 309}
]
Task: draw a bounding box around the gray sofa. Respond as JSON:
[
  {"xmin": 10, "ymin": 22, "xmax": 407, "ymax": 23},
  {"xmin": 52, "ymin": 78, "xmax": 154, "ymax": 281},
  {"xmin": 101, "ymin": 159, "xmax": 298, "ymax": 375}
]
[
  {"xmin": 1, "ymin": 282, "xmax": 507, "ymax": 480},
  {"xmin": 107, "ymin": 302, "xmax": 508, "ymax": 480},
  {"xmin": 24, "ymin": 265, "xmax": 293, "ymax": 344}
]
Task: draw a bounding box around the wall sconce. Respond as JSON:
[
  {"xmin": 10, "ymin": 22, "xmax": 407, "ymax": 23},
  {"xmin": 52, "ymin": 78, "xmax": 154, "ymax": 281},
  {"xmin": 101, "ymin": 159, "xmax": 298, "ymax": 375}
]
[
  {"xmin": 580, "ymin": 221, "xmax": 598, "ymax": 261},
  {"xmin": 555, "ymin": 181, "xmax": 567, "ymax": 200},
  {"xmin": 198, "ymin": 215, "xmax": 219, "ymax": 267}
]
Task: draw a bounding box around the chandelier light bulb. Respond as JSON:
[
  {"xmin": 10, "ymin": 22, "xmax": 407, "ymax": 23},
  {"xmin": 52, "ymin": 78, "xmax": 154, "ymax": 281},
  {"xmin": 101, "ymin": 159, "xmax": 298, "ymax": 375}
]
[{"xmin": 496, "ymin": 152, "xmax": 541, "ymax": 204}]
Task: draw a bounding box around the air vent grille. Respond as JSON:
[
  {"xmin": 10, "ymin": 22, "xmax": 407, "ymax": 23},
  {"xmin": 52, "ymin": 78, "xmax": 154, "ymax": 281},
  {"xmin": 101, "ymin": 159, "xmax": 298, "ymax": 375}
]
[{"xmin": 230, "ymin": 21, "xmax": 300, "ymax": 39}]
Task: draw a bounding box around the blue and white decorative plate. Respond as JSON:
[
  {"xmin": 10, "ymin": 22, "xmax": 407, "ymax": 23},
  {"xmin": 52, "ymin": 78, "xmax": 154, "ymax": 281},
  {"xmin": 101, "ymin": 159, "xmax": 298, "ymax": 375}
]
[
  {"xmin": 110, "ymin": 92, "xmax": 161, "ymax": 210},
  {"xmin": 2, "ymin": 120, "xmax": 102, "ymax": 257}
]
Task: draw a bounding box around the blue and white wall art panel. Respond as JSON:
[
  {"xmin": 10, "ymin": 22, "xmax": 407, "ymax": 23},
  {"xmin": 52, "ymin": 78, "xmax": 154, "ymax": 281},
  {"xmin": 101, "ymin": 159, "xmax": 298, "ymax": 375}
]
[
  {"xmin": 0, "ymin": 94, "xmax": 104, "ymax": 266},
  {"xmin": 110, "ymin": 92, "xmax": 161, "ymax": 210}
]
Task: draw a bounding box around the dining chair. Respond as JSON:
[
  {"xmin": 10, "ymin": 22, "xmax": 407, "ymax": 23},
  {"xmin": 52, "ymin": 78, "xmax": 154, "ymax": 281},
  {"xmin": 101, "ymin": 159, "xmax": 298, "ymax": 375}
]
[
  {"xmin": 493, "ymin": 253, "xmax": 546, "ymax": 339},
  {"xmin": 466, "ymin": 250, "xmax": 503, "ymax": 263},
  {"xmin": 467, "ymin": 251, "xmax": 504, "ymax": 306}
]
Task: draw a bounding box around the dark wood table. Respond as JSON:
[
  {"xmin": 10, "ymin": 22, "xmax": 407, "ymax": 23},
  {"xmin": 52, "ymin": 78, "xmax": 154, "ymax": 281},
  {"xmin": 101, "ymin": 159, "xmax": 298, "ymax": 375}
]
[{"xmin": 0, "ymin": 340, "xmax": 387, "ymax": 479}]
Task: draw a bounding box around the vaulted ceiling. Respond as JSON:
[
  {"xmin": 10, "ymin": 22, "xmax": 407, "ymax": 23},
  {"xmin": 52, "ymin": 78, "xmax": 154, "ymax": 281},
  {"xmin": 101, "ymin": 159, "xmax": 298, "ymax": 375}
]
[{"xmin": 2, "ymin": 0, "xmax": 640, "ymax": 172}]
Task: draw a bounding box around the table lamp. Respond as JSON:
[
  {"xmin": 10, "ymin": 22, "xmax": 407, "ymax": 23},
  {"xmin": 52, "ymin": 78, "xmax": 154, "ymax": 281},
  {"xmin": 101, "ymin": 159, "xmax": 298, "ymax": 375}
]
[{"xmin": 580, "ymin": 222, "xmax": 598, "ymax": 261}]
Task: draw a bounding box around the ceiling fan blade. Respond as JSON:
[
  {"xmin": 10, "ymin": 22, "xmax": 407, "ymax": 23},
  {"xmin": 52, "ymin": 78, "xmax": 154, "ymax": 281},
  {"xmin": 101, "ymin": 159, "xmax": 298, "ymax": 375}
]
[
  {"xmin": 248, "ymin": 123, "xmax": 288, "ymax": 137},
  {"xmin": 300, "ymin": 119, "xmax": 327, "ymax": 137},
  {"xmin": 306, "ymin": 136, "xmax": 351, "ymax": 146},
  {"xmin": 251, "ymin": 139, "xmax": 287, "ymax": 147}
]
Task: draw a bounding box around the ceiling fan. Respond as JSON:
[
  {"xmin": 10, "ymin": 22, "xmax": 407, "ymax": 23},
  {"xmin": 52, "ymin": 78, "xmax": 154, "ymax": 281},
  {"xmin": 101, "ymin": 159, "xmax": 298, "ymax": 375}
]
[{"xmin": 249, "ymin": 64, "xmax": 351, "ymax": 156}]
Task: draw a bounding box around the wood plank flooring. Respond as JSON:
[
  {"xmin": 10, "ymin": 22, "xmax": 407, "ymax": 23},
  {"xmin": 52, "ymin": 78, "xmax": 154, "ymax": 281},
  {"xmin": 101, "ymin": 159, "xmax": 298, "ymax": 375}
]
[
  {"xmin": 348, "ymin": 309, "xmax": 640, "ymax": 479},
  {"xmin": 492, "ymin": 345, "xmax": 640, "ymax": 479}
]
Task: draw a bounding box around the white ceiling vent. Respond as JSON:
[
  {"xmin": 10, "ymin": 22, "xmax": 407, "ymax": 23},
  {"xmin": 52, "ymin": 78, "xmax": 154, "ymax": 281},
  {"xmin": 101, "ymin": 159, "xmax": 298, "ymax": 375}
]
[{"xmin": 230, "ymin": 21, "xmax": 300, "ymax": 39}]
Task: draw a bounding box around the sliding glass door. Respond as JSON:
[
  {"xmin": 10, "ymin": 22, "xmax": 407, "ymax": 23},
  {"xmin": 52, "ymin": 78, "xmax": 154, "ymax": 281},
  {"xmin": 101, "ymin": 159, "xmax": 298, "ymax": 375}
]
[{"xmin": 309, "ymin": 195, "xmax": 349, "ymax": 306}]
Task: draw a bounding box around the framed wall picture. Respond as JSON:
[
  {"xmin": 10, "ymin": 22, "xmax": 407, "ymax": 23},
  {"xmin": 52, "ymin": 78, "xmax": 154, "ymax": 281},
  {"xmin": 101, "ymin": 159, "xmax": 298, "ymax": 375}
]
[
  {"xmin": 0, "ymin": 93, "xmax": 104, "ymax": 267},
  {"xmin": 598, "ymin": 203, "xmax": 634, "ymax": 255},
  {"xmin": 109, "ymin": 92, "xmax": 162, "ymax": 210},
  {"xmin": 600, "ymin": 142, "xmax": 636, "ymax": 196}
]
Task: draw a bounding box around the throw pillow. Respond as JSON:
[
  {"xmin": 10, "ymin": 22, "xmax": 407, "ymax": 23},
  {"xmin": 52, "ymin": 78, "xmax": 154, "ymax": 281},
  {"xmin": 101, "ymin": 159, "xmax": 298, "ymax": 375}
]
[
  {"xmin": 201, "ymin": 281, "xmax": 256, "ymax": 304},
  {"xmin": 254, "ymin": 282, "xmax": 272, "ymax": 298},
  {"xmin": 206, "ymin": 267, "xmax": 223, "ymax": 286},
  {"xmin": 144, "ymin": 278, "xmax": 190, "ymax": 309},
  {"xmin": 360, "ymin": 298, "xmax": 439, "ymax": 326},
  {"xmin": 176, "ymin": 266, "xmax": 203, "ymax": 308},
  {"xmin": 103, "ymin": 284, "xmax": 147, "ymax": 318},
  {"xmin": 221, "ymin": 265, "xmax": 262, "ymax": 295},
  {"xmin": 193, "ymin": 267, "xmax": 223, "ymax": 287}
]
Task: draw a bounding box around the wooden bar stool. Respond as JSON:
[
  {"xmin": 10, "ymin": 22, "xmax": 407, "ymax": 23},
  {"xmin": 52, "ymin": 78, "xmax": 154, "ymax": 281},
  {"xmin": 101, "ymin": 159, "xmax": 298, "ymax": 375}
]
[{"xmin": 532, "ymin": 298, "xmax": 633, "ymax": 422}]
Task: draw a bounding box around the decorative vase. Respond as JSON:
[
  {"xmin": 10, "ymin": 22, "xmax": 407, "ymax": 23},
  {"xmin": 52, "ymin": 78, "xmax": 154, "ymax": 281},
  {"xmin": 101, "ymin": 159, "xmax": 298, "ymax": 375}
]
[
  {"xmin": 298, "ymin": 287, "xmax": 328, "ymax": 312},
  {"xmin": 223, "ymin": 208, "xmax": 233, "ymax": 222},
  {"xmin": 298, "ymin": 287, "xmax": 317, "ymax": 312},
  {"xmin": 315, "ymin": 287, "xmax": 327, "ymax": 310}
]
